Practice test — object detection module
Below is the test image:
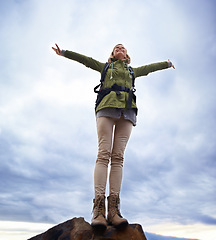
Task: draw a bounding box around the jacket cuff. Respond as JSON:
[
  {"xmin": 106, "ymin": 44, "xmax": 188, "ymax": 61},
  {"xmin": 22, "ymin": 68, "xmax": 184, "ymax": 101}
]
[
  {"xmin": 168, "ymin": 61, "xmax": 172, "ymax": 68},
  {"xmin": 61, "ymin": 50, "xmax": 65, "ymax": 56}
]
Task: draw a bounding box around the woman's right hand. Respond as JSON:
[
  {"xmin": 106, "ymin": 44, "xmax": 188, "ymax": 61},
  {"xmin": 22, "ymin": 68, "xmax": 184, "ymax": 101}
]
[
  {"xmin": 168, "ymin": 59, "xmax": 175, "ymax": 69},
  {"xmin": 52, "ymin": 43, "xmax": 61, "ymax": 55}
]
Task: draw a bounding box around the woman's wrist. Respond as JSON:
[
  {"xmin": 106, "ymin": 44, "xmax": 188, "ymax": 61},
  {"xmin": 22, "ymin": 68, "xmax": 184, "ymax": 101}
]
[
  {"xmin": 168, "ymin": 61, "xmax": 172, "ymax": 68},
  {"xmin": 61, "ymin": 50, "xmax": 65, "ymax": 56}
]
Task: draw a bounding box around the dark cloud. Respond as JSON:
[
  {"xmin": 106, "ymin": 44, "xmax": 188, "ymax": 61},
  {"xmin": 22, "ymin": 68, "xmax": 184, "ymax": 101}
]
[{"xmin": 146, "ymin": 232, "xmax": 199, "ymax": 240}]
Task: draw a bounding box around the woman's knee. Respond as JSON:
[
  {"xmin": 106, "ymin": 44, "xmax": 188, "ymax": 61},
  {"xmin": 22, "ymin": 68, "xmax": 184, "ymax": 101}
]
[
  {"xmin": 111, "ymin": 152, "xmax": 124, "ymax": 167},
  {"xmin": 96, "ymin": 149, "xmax": 111, "ymax": 166}
]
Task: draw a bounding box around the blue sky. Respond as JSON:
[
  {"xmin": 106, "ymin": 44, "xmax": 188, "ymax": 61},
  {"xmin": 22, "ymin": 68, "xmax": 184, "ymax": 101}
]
[{"xmin": 0, "ymin": 0, "xmax": 216, "ymax": 239}]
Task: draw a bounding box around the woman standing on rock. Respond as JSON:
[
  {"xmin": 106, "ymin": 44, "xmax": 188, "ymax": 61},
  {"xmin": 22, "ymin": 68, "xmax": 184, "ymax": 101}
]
[{"xmin": 52, "ymin": 43, "xmax": 175, "ymax": 231}]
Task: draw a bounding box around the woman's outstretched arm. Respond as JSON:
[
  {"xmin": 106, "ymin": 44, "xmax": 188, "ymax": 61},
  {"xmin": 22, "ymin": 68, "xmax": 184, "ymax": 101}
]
[
  {"xmin": 134, "ymin": 59, "xmax": 175, "ymax": 78},
  {"xmin": 52, "ymin": 43, "xmax": 104, "ymax": 72}
]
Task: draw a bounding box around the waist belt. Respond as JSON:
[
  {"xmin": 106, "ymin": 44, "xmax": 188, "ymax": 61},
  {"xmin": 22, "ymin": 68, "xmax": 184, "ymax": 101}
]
[{"xmin": 95, "ymin": 83, "xmax": 136, "ymax": 111}]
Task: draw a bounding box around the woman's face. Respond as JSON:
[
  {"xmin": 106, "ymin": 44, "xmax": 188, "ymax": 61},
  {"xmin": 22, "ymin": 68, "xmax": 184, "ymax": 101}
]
[{"xmin": 113, "ymin": 44, "xmax": 127, "ymax": 60}]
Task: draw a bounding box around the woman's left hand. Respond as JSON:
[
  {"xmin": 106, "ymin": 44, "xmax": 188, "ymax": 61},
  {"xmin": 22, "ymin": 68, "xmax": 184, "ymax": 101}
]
[{"xmin": 168, "ymin": 59, "xmax": 175, "ymax": 69}]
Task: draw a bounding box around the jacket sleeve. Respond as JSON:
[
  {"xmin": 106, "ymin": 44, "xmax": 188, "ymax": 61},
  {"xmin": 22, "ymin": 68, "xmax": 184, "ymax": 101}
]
[
  {"xmin": 64, "ymin": 50, "xmax": 105, "ymax": 73},
  {"xmin": 133, "ymin": 61, "xmax": 169, "ymax": 78}
]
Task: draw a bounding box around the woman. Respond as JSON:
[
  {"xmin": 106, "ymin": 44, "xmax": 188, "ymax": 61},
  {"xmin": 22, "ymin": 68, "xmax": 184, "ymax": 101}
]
[{"xmin": 52, "ymin": 43, "xmax": 175, "ymax": 230}]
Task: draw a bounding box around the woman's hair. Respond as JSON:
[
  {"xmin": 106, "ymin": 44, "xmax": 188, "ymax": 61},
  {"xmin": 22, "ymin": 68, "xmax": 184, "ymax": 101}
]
[{"xmin": 108, "ymin": 44, "xmax": 131, "ymax": 64}]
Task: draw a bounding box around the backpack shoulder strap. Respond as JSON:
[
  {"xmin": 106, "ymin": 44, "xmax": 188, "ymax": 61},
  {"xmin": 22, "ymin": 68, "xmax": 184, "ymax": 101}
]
[
  {"xmin": 100, "ymin": 62, "xmax": 110, "ymax": 83},
  {"xmin": 128, "ymin": 65, "xmax": 135, "ymax": 88},
  {"xmin": 94, "ymin": 62, "xmax": 110, "ymax": 93}
]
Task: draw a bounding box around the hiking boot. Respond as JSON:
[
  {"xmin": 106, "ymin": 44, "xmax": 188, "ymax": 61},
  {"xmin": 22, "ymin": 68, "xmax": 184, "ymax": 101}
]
[
  {"xmin": 107, "ymin": 194, "xmax": 128, "ymax": 229},
  {"xmin": 91, "ymin": 195, "xmax": 107, "ymax": 231}
]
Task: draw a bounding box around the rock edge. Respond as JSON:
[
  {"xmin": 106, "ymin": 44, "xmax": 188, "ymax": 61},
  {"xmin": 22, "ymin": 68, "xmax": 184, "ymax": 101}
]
[{"xmin": 28, "ymin": 217, "xmax": 147, "ymax": 240}]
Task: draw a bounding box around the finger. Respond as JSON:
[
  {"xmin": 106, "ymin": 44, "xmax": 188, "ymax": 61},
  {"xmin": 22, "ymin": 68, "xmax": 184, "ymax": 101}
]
[
  {"xmin": 55, "ymin": 43, "xmax": 60, "ymax": 52},
  {"xmin": 52, "ymin": 47, "xmax": 58, "ymax": 53}
]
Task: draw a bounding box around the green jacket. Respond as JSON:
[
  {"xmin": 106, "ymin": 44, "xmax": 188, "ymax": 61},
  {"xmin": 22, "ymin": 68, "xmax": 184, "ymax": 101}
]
[{"xmin": 64, "ymin": 50, "xmax": 170, "ymax": 113}]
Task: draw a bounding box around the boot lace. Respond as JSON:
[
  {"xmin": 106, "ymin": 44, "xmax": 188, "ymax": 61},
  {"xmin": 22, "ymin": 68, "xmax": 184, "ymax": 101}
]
[
  {"xmin": 109, "ymin": 195, "xmax": 122, "ymax": 218},
  {"xmin": 93, "ymin": 196, "xmax": 105, "ymax": 218}
]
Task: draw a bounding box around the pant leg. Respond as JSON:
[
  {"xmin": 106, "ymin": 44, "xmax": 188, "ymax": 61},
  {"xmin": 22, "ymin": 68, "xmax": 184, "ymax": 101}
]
[
  {"xmin": 94, "ymin": 117, "xmax": 115, "ymax": 196},
  {"xmin": 109, "ymin": 116, "xmax": 133, "ymax": 195}
]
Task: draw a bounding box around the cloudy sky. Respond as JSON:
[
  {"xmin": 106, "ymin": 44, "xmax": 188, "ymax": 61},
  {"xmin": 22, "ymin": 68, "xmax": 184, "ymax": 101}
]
[{"xmin": 0, "ymin": 0, "xmax": 216, "ymax": 239}]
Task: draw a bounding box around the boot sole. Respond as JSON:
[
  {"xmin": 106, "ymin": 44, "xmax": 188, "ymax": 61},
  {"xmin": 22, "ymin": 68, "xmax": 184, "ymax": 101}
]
[
  {"xmin": 91, "ymin": 223, "xmax": 107, "ymax": 232},
  {"xmin": 108, "ymin": 220, "xmax": 128, "ymax": 230},
  {"xmin": 116, "ymin": 220, "xmax": 128, "ymax": 229}
]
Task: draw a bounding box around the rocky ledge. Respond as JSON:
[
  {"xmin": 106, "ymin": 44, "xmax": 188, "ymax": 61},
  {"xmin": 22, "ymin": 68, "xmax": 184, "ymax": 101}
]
[{"xmin": 28, "ymin": 217, "xmax": 147, "ymax": 240}]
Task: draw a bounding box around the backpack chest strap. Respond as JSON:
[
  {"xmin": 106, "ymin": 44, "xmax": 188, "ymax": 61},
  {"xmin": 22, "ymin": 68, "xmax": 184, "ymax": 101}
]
[{"xmin": 95, "ymin": 83, "xmax": 136, "ymax": 110}]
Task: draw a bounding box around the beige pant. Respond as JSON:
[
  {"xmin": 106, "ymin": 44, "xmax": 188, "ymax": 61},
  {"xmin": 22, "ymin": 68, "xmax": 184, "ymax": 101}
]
[{"xmin": 94, "ymin": 116, "xmax": 133, "ymax": 196}]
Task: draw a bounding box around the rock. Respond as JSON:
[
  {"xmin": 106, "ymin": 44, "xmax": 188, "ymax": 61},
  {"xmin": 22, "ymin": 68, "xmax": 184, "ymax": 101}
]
[{"xmin": 28, "ymin": 217, "xmax": 147, "ymax": 240}]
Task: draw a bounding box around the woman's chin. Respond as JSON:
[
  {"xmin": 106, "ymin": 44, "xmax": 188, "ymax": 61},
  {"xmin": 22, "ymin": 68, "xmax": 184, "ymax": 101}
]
[{"xmin": 115, "ymin": 53, "xmax": 126, "ymax": 60}]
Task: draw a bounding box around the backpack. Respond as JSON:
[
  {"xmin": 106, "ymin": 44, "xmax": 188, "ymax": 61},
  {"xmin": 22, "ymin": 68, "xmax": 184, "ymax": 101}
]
[{"xmin": 94, "ymin": 62, "xmax": 136, "ymax": 111}]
